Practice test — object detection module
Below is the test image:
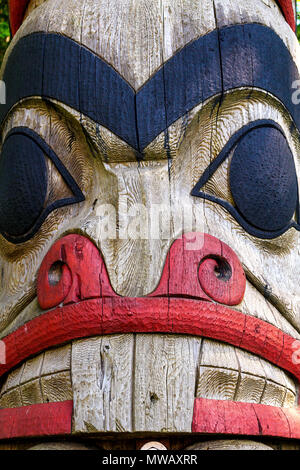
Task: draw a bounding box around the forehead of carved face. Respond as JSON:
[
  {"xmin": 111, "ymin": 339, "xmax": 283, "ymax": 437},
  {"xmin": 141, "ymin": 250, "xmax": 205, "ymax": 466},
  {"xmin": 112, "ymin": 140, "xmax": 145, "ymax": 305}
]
[{"xmin": 0, "ymin": 0, "xmax": 299, "ymax": 338}]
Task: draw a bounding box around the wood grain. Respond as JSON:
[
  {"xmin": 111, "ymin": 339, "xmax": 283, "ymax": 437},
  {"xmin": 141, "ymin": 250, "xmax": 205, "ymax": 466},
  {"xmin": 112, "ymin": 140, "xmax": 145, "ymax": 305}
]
[
  {"xmin": 133, "ymin": 334, "xmax": 201, "ymax": 432},
  {"xmin": 186, "ymin": 440, "xmax": 274, "ymax": 450},
  {"xmin": 72, "ymin": 335, "xmax": 134, "ymax": 433},
  {"xmin": 0, "ymin": 0, "xmax": 299, "ymax": 447},
  {"xmin": 0, "ymin": 344, "xmax": 72, "ymax": 409}
]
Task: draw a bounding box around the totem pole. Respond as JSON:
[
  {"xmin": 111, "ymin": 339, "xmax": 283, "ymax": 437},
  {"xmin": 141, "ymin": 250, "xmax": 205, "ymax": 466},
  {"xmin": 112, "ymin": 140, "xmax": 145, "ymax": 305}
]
[{"xmin": 0, "ymin": 0, "xmax": 299, "ymax": 451}]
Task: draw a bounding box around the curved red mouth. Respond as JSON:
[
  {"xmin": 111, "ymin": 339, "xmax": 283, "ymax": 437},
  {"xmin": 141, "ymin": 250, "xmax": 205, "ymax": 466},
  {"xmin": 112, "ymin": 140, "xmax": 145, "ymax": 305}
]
[
  {"xmin": 0, "ymin": 233, "xmax": 299, "ymax": 384},
  {"xmin": 0, "ymin": 233, "xmax": 300, "ymax": 386},
  {"xmin": 1, "ymin": 296, "xmax": 300, "ymax": 442},
  {"xmin": 0, "ymin": 233, "xmax": 299, "ymax": 442},
  {"xmin": 1, "ymin": 296, "xmax": 299, "ymax": 384}
]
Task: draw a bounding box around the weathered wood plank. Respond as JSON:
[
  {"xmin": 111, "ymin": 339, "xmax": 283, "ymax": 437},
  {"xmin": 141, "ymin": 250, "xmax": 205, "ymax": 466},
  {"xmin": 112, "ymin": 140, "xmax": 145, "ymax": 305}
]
[
  {"xmin": 196, "ymin": 366, "xmax": 239, "ymax": 401},
  {"xmin": 186, "ymin": 440, "xmax": 274, "ymax": 450},
  {"xmin": 72, "ymin": 335, "xmax": 134, "ymax": 433},
  {"xmin": 133, "ymin": 334, "xmax": 201, "ymax": 432}
]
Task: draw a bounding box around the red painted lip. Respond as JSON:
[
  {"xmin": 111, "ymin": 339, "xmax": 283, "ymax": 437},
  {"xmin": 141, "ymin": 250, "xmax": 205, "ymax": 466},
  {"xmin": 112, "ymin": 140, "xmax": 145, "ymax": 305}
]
[
  {"xmin": 1, "ymin": 232, "xmax": 299, "ymax": 442},
  {"xmin": 193, "ymin": 398, "xmax": 300, "ymax": 440},
  {"xmin": 1, "ymin": 233, "xmax": 299, "ymax": 393},
  {"xmin": 0, "ymin": 295, "xmax": 300, "ymax": 442},
  {"xmin": 0, "ymin": 401, "xmax": 73, "ymax": 441},
  {"xmin": 1, "ymin": 397, "xmax": 300, "ymax": 440},
  {"xmin": 0, "ymin": 297, "xmax": 299, "ymax": 389}
]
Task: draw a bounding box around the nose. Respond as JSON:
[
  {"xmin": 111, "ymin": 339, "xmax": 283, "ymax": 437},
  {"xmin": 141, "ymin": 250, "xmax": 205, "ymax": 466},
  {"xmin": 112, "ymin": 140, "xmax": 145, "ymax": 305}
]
[
  {"xmin": 37, "ymin": 233, "xmax": 246, "ymax": 310},
  {"xmin": 37, "ymin": 234, "xmax": 116, "ymax": 310},
  {"xmin": 151, "ymin": 232, "xmax": 246, "ymax": 305}
]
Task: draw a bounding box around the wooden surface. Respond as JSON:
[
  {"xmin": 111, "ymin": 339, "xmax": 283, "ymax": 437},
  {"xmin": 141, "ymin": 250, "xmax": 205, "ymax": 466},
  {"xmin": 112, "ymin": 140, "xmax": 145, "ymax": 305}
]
[
  {"xmin": 0, "ymin": 0, "xmax": 299, "ymax": 449},
  {"xmin": 0, "ymin": 0, "xmax": 299, "ymax": 329},
  {"xmin": 72, "ymin": 335, "xmax": 134, "ymax": 433},
  {"xmin": 133, "ymin": 335, "xmax": 201, "ymax": 432},
  {"xmin": 0, "ymin": 344, "xmax": 72, "ymax": 408},
  {"xmin": 186, "ymin": 440, "xmax": 274, "ymax": 450},
  {"xmin": 0, "ymin": 332, "xmax": 296, "ymax": 435},
  {"xmin": 1, "ymin": 297, "xmax": 300, "ymax": 388},
  {"xmin": 193, "ymin": 398, "xmax": 300, "ymax": 439}
]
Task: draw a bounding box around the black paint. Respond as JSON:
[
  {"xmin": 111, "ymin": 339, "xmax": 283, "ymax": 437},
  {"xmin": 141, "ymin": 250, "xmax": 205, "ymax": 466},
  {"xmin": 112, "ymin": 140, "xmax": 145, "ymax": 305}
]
[
  {"xmin": 230, "ymin": 126, "xmax": 298, "ymax": 232},
  {"xmin": 0, "ymin": 128, "xmax": 85, "ymax": 243},
  {"xmin": 1, "ymin": 24, "xmax": 300, "ymax": 151},
  {"xmin": 191, "ymin": 120, "xmax": 300, "ymax": 239},
  {"xmin": 0, "ymin": 132, "xmax": 47, "ymax": 237}
]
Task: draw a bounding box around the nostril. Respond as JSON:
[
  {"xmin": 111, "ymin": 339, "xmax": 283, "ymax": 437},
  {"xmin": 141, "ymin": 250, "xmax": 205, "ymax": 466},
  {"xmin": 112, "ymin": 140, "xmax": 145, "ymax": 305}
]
[
  {"xmin": 199, "ymin": 256, "xmax": 232, "ymax": 283},
  {"xmin": 198, "ymin": 253, "xmax": 244, "ymax": 306},
  {"xmin": 48, "ymin": 261, "xmax": 64, "ymax": 286},
  {"xmin": 212, "ymin": 257, "xmax": 232, "ymax": 282}
]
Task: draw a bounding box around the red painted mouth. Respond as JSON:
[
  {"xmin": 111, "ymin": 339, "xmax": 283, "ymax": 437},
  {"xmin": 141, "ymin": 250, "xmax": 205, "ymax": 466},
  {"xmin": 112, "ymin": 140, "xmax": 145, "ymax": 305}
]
[
  {"xmin": 0, "ymin": 233, "xmax": 299, "ymax": 441},
  {"xmin": 1, "ymin": 299, "xmax": 300, "ymax": 441},
  {"xmin": 1, "ymin": 397, "xmax": 300, "ymax": 441},
  {"xmin": 0, "ymin": 233, "xmax": 299, "ymax": 386},
  {"xmin": 1, "ymin": 296, "xmax": 299, "ymax": 385}
]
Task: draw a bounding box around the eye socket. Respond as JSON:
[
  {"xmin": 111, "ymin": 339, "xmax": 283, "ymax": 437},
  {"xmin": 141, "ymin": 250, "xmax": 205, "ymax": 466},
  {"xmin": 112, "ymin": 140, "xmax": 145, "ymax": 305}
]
[
  {"xmin": 230, "ymin": 126, "xmax": 298, "ymax": 232},
  {"xmin": 191, "ymin": 120, "xmax": 300, "ymax": 239},
  {"xmin": 0, "ymin": 128, "xmax": 85, "ymax": 244},
  {"xmin": 0, "ymin": 133, "xmax": 47, "ymax": 237}
]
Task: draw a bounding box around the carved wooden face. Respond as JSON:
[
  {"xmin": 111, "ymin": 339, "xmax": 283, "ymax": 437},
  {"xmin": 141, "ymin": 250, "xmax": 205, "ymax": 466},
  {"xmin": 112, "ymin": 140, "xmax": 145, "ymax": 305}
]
[{"xmin": 0, "ymin": 0, "xmax": 299, "ymax": 450}]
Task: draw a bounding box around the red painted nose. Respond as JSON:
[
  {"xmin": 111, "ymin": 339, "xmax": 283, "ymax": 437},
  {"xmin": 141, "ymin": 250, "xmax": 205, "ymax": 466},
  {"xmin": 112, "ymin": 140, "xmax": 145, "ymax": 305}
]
[
  {"xmin": 150, "ymin": 233, "xmax": 246, "ymax": 305},
  {"xmin": 37, "ymin": 235, "xmax": 116, "ymax": 310},
  {"xmin": 37, "ymin": 233, "xmax": 246, "ymax": 310}
]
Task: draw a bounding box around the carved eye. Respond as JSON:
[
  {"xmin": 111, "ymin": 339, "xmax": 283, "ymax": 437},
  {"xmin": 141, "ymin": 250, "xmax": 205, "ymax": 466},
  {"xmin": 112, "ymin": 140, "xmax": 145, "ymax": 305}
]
[
  {"xmin": 191, "ymin": 120, "xmax": 300, "ymax": 239},
  {"xmin": 0, "ymin": 128, "xmax": 85, "ymax": 244},
  {"xmin": 230, "ymin": 126, "xmax": 298, "ymax": 232}
]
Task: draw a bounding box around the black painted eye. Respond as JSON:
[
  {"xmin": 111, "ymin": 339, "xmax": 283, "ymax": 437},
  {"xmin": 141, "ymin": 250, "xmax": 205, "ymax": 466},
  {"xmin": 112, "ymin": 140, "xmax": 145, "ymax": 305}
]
[
  {"xmin": 0, "ymin": 134, "xmax": 47, "ymax": 237},
  {"xmin": 0, "ymin": 128, "xmax": 85, "ymax": 244},
  {"xmin": 191, "ymin": 120, "xmax": 300, "ymax": 239},
  {"xmin": 230, "ymin": 126, "xmax": 298, "ymax": 232}
]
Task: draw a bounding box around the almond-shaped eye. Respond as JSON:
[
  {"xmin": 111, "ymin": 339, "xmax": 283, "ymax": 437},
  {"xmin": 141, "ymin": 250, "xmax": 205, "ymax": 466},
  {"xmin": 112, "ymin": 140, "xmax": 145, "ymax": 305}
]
[
  {"xmin": 191, "ymin": 120, "xmax": 300, "ymax": 239},
  {"xmin": 0, "ymin": 128, "xmax": 85, "ymax": 244},
  {"xmin": 230, "ymin": 126, "xmax": 298, "ymax": 232},
  {"xmin": 0, "ymin": 133, "xmax": 47, "ymax": 238}
]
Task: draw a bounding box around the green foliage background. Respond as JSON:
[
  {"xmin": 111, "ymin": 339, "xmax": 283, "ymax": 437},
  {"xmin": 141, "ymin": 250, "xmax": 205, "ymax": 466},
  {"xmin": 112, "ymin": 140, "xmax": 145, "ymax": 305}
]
[
  {"xmin": 297, "ymin": 0, "xmax": 300, "ymax": 40},
  {"xmin": 0, "ymin": 0, "xmax": 10, "ymax": 65}
]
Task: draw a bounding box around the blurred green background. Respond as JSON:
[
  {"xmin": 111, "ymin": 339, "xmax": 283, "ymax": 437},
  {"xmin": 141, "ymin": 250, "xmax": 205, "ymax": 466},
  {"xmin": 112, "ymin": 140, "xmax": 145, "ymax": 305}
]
[
  {"xmin": 297, "ymin": 0, "xmax": 300, "ymax": 40},
  {"xmin": 0, "ymin": 0, "xmax": 10, "ymax": 64},
  {"xmin": 0, "ymin": 1, "xmax": 299, "ymax": 64}
]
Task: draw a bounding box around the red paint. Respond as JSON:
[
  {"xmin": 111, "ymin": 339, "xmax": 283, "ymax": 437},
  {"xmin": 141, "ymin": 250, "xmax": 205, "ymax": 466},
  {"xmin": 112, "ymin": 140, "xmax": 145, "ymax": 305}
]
[
  {"xmin": 150, "ymin": 233, "xmax": 246, "ymax": 306},
  {"xmin": 9, "ymin": 0, "xmax": 296, "ymax": 36},
  {"xmin": 0, "ymin": 397, "xmax": 300, "ymax": 440},
  {"xmin": 37, "ymin": 234, "xmax": 116, "ymax": 310},
  {"xmin": 9, "ymin": 0, "xmax": 29, "ymax": 36},
  {"xmin": 192, "ymin": 398, "xmax": 300, "ymax": 439},
  {"xmin": 277, "ymin": 0, "xmax": 296, "ymax": 31},
  {"xmin": 0, "ymin": 401, "xmax": 72, "ymax": 440},
  {"xmin": 37, "ymin": 233, "xmax": 246, "ymax": 309},
  {"xmin": 1, "ymin": 298, "xmax": 300, "ymax": 387}
]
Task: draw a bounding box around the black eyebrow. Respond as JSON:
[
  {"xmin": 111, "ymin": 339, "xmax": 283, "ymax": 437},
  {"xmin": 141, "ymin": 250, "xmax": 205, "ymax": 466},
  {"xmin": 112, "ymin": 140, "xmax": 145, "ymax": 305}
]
[{"xmin": 1, "ymin": 24, "xmax": 299, "ymax": 152}]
